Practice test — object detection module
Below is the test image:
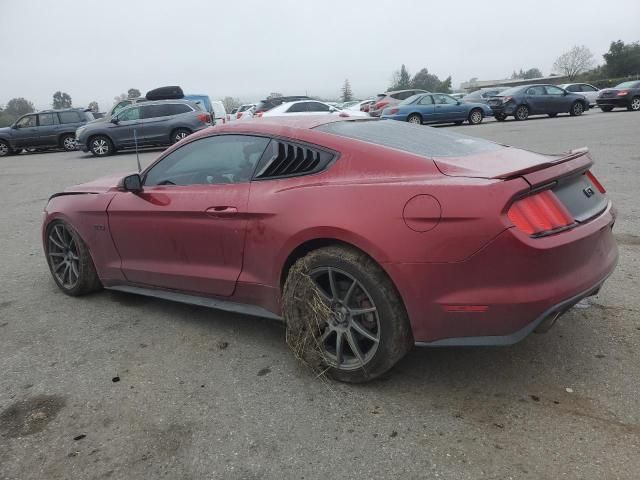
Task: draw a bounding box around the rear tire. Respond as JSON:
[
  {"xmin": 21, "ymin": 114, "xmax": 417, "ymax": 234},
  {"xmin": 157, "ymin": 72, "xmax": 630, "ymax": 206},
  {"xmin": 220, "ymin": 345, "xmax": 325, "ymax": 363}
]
[
  {"xmin": 514, "ymin": 105, "xmax": 529, "ymax": 121},
  {"xmin": 171, "ymin": 128, "xmax": 191, "ymax": 144},
  {"xmin": 628, "ymin": 97, "xmax": 640, "ymax": 111},
  {"xmin": 89, "ymin": 135, "xmax": 114, "ymax": 157},
  {"xmin": 60, "ymin": 134, "xmax": 77, "ymax": 151},
  {"xmin": 570, "ymin": 101, "xmax": 584, "ymax": 116},
  {"xmin": 45, "ymin": 221, "xmax": 102, "ymax": 296},
  {"xmin": 406, "ymin": 114, "xmax": 422, "ymax": 125},
  {"xmin": 283, "ymin": 245, "xmax": 413, "ymax": 383},
  {"xmin": 0, "ymin": 140, "xmax": 11, "ymax": 157},
  {"xmin": 600, "ymin": 106, "xmax": 613, "ymax": 112},
  {"xmin": 468, "ymin": 108, "xmax": 483, "ymax": 125}
]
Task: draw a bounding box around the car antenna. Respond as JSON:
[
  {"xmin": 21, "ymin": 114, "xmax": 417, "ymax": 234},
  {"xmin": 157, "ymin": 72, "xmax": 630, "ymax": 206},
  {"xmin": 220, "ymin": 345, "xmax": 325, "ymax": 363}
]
[{"xmin": 133, "ymin": 128, "xmax": 141, "ymax": 172}]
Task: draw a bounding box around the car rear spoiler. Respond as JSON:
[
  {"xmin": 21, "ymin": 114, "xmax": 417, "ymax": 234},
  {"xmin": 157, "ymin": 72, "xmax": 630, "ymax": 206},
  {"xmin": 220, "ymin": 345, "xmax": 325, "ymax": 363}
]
[{"xmin": 495, "ymin": 147, "xmax": 590, "ymax": 180}]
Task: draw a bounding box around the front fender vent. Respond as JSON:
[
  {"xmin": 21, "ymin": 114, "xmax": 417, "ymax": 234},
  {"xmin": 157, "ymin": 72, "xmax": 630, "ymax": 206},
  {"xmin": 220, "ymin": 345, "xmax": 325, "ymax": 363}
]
[{"xmin": 254, "ymin": 140, "xmax": 336, "ymax": 180}]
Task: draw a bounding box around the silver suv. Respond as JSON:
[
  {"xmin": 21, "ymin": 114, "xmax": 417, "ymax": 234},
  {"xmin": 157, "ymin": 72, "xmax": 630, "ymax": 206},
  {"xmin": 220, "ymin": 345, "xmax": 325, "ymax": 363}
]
[
  {"xmin": 369, "ymin": 89, "xmax": 429, "ymax": 117},
  {"xmin": 76, "ymin": 100, "xmax": 211, "ymax": 157}
]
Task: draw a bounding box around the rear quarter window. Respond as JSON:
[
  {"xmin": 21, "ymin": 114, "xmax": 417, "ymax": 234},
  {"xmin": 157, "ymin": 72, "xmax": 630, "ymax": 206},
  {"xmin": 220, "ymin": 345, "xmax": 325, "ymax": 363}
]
[
  {"xmin": 315, "ymin": 120, "xmax": 502, "ymax": 158},
  {"xmin": 57, "ymin": 111, "xmax": 82, "ymax": 123}
]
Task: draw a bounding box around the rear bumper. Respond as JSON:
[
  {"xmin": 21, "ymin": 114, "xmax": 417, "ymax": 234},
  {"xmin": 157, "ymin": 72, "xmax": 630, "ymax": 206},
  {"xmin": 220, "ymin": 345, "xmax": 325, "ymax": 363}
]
[
  {"xmin": 596, "ymin": 98, "xmax": 630, "ymax": 108},
  {"xmin": 387, "ymin": 202, "xmax": 618, "ymax": 345},
  {"xmin": 489, "ymin": 104, "xmax": 515, "ymax": 115}
]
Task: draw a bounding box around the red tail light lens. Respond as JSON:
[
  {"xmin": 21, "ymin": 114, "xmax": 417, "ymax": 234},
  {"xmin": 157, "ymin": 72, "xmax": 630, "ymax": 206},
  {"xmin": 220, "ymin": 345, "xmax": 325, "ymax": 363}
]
[
  {"xmin": 375, "ymin": 101, "xmax": 388, "ymax": 110},
  {"xmin": 237, "ymin": 112, "xmax": 243, "ymax": 119},
  {"xmin": 502, "ymin": 96, "xmax": 513, "ymax": 103},
  {"xmin": 197, "ymin": 113, "xmax": 211, "ymax": 123},
  {"xmin": 389, "ymin": 108, "xmax": 399, "ymax": 114},
  {"xmin": 255, "ymin": 112, "xmax": 263, "ymax": 117},
  {"xmin": 586, "ymin": 170, "xmax": 606, "ymax": 193},
  {"xmin": 507, "ymin": 190, "xmax": 573, "ymax": 235},
  {"xmin": 617, "ymin": 90, "xmax": 630, "ymax": 96}
]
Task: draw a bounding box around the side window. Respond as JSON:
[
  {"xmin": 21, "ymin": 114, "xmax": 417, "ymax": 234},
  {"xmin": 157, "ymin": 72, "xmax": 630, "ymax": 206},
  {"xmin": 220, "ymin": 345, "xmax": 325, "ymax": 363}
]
[
  {"xmin": 144, "ymin": 135, "xmax": 270, "ymax": 186},
  {"xmin": 57, "ymin": 111, "xmax": 82, "ymax": 124},
  {"xmin": 16, "ymin": 115, "xmax": 37, "ymax": 128},
  {"xmin": 286, "ymin": 102, "xmax": 308, "ymax": 113},
  {"xmin": 581, "ymin": 84, "xmax": 597, "ymax": 92},
  {"xmin": 38, "ymin": 113, "xmax": 56, "ymax": 126},
  {"xmin": 433, "ymin": 94, "xmax": 457, "ymax": 105},
  {"xmin": 418, "ymin": 95, "xmax": 434, "ymax": 105},
  {"xmin": 545, "ymin": 86, "xmax": 565, "ymax": 95},
  {"xmin": 526, "ymin": 86, "xmax": 545, "ymax": 95},
  {"xmin": 117, "ymin": 107, "xmax": 141, "ymax": 121},
  {"xmin": 305, "ymin": 102, "xmax": 330, "ymax": 112},
  {"xmin": 141, "ymin": 104, "xmax": 171, "ymax": 119},
  {"xmin": 168, "ymin": 104, "xmax": 191, "ymax": 115}
]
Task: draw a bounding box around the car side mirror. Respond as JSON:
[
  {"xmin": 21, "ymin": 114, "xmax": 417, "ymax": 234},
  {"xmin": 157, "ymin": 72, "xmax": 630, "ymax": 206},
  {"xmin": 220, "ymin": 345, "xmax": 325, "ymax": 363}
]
[
  {"xmin": 110, "ymin": 117, "xmax": 120, "ymax": 124},
  {"xmin": 120, "ymin": 173, "xmax": 143, "ymax": 193}
]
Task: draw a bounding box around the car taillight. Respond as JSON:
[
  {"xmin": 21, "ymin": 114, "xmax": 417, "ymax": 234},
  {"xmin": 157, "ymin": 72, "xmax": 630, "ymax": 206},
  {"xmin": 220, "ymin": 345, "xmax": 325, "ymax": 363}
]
[
  {"xmin": 389, "ymin": 108, "xmax": 399, "ymax": 114},
  {"xmin": 617, "ymin": 90, "xmax": 629, "ymax": 96},
  {"xmin": 375, "ymin": 101, "xmax": 388, "ymax": 110},
  {"xmin": 197, "ymin": 113, "xmax": 211, "ymax": 123},
  {"xmin": 507, "ymin": 190, "xmax": 574, "ymax": 236},
  {"xmin": 502, "ymin": 96, "xmax": 513, "ymax": 103},
  {"xmin": 256, "ymin": 112, "xmax": 263, "ymax": 117},
  {"xmin": 586, "ymin": 170, "xmax": 606, "ymax": 193},
  {"xmin": 237, "ymin": 112, "xmax": 243, "ymax": 119}
]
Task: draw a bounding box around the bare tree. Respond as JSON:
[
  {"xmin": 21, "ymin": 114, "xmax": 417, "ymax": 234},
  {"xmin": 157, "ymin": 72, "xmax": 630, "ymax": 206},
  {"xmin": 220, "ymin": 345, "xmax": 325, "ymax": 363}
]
[{"xmin": 553, "ymin": 45, "xmax": 594, "ymax": 81}]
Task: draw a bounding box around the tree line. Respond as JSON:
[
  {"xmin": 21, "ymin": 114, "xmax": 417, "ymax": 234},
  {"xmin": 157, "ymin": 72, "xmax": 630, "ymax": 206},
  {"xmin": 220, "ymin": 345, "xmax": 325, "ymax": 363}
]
[{"xmin": 0, "ymin": 88, "xmax": 143, "ymax": 127}]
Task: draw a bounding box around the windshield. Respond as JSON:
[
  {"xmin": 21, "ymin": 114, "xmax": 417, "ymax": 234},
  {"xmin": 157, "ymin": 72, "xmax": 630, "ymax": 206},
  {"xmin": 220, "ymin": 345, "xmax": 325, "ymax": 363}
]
[
  {"xmin": 615, "ymin": 81, "xmax": 639, "ymax": 89},
  {"xmin": 399, "ymin": 94, "xmax": 421, "ymax": 105}
]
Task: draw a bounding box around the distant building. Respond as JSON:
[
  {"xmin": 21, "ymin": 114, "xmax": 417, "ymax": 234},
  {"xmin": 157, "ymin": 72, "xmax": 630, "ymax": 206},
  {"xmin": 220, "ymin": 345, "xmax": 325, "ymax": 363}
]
[{"xmin": 460, "ymin": 75, "xmax": 570, "ymax": 92}]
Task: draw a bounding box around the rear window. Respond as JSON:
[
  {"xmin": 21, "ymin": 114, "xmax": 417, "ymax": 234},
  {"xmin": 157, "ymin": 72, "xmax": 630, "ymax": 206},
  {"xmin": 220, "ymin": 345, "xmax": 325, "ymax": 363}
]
[
  {"xmin": 57, "ymin": 111, "xmax": 82, "ymax": 124},
  {"xmin": 315, "ymin": 120, "xmax": 502, "ymax": 158},
  {"xmin": 399, "ymin": 94, "xmax": 421, "ymax": 105},
  {"xmin": 497, "ymin": 86, "xmax": 524, "ymax": 96},
  {"xmin": 615, "ymin": 81, "xmax": 639, "ymax": 89}
]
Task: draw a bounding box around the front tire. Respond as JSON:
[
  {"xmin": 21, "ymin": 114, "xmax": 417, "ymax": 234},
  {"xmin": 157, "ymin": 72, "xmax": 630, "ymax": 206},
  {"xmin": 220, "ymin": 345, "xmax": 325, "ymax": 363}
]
[
  {"xmin": 468, "ymin": 108, "xmax": 483, "ymax": 125},
  {"xmin": 514, "ymin": 105, "xmax": 529, "ymax": 121},
  {"xmin": 45, "ymin": 221, "xmax": 102, "ymax": 296},
  {"xmin": 406, "ymin": 114, "xmax": 422, "ymax": 125},
  {"xmin": 60, "ymin": 134, "xmax": 77, "ymax": 151},
  {"xmin": 570, "ymin": 101, "xmax": 584, "ymax": 116},
  {"xmin": 283, "ymin": 245, "xmax": 413, "ymax": 383},
  {"xmin": 89, "ymin": 135, "xmax": 113, "ymax": 157},
  {"xmin": 628, "ymin": 97, "xmax": 640, "ymax": 111}
]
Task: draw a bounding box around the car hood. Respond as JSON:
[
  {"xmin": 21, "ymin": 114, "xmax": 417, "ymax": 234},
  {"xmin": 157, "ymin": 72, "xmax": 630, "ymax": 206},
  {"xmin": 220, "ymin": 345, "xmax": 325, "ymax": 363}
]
[
  {"xmin": 64, "ymin": 172, "xmax": 131, "ymax": 193},
  {"xmin": 432, "ymin": 146, "xmax": 590, "ymax": 179}
]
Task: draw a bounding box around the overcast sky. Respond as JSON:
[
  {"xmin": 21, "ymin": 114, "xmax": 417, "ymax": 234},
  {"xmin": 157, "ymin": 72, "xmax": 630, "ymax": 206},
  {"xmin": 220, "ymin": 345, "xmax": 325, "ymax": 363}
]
[{"xmin": 1, "ymin": 0, "xmax": 639, "ymax": 111}]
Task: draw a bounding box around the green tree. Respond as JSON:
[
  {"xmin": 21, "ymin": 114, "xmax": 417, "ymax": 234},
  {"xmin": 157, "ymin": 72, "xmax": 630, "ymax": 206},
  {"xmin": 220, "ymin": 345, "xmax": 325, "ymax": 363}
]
[
  {"xmin": 411, "ymin": 68, "xmax": 452, "ymax": 92},
  {"xmin": 390, "ymin": 64, "xmax": 411, "ymax": 90},
  {"xmin": 88, "ymin": 101, "xmax": 99, "ymax": 112},
  {"xmin": 341, "ymin": 79, "xmax": 353, "ymax": 102},
  {"xmin": 127, "ymin": 88, "xmax": 141, "ymax": 99},
  {"xmin": 603, "ymin": 40, "xmax": 640, "ymax": 77},
  {"xmin": 553, "ymin": 45, "xmax": 595, "ymax": 80},
  {"xmin": 0, "ymin": 98, "xmax": 35, "ymax": 127},
  {"xmin": 52, "ymin": 91, "xmax": 72, "ymax": 109},
  {"xmin": 511, "ymin": 68, "xmax": 543, "ymax": 79}
]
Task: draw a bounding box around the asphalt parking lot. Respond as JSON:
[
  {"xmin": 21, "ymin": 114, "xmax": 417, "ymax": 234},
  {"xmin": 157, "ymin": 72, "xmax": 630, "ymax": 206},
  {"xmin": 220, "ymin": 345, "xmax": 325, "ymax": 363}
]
[{"xmin": 1, "ymin": 109, "xmax": 639, "ymax": 480}]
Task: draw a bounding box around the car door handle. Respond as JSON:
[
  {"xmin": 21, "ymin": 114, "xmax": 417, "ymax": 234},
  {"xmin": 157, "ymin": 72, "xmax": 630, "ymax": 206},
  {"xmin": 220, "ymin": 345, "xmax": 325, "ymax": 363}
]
[{"xmin": 205, "ymin": 206, "xmax": 238, "ymax": 217}]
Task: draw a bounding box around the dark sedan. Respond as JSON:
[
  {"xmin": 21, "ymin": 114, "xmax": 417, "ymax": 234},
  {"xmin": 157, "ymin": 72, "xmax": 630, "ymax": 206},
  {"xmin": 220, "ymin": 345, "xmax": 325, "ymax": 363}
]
[
  {"xmin": 596, "ymin": 81, "xmax": 640, "ymax": 112},
  {"xmin": 488, "ymin": 84, "xmax": 589, "ymax": 121}
]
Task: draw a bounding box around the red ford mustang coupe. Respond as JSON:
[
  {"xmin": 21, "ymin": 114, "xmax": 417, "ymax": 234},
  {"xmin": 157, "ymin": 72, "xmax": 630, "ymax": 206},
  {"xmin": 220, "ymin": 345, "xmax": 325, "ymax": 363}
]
[{"xmin": 43, "ymin": 117, "xmax": 618, "ymax": 382}]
